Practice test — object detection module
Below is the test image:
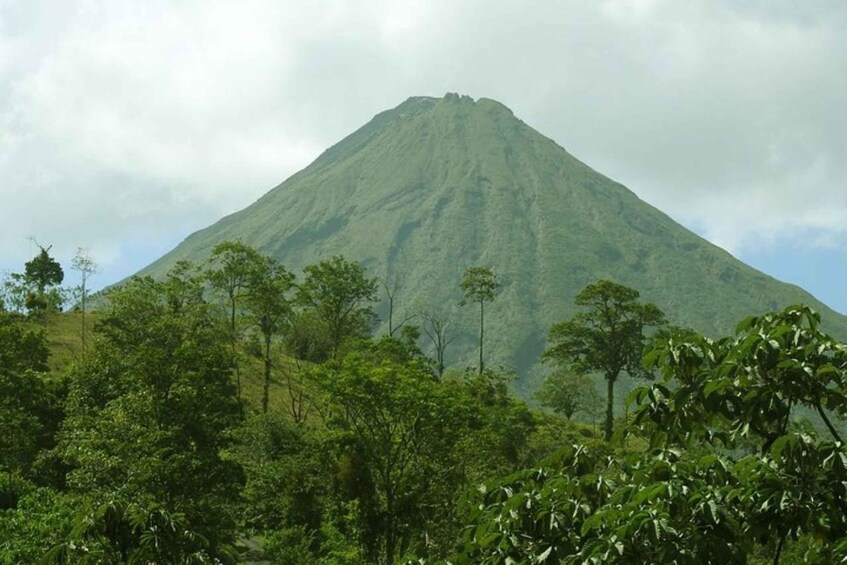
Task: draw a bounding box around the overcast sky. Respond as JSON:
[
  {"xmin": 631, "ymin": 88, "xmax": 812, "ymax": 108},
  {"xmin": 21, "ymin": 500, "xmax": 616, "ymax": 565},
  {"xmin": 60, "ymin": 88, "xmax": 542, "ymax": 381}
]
[{"xmin": 2, "ymin": 0, "xmax": 846, "ymax": 313}]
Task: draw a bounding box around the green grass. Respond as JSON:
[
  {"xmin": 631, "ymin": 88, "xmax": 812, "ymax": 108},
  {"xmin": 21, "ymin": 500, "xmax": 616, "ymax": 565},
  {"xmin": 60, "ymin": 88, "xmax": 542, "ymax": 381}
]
[
  {"xmin": 37, "ymin": 311, "xmax": 91, "ymax": 374},
  {"xmin": 40, "ymin": 311, "xmax": 310, "ymax": 420}
]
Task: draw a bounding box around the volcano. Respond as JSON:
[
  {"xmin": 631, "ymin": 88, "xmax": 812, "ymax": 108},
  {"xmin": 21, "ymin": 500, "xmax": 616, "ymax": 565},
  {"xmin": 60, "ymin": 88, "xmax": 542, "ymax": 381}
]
[{"xmin": 133, "ymin": 93, "xmax": 847, "ymax": 387}]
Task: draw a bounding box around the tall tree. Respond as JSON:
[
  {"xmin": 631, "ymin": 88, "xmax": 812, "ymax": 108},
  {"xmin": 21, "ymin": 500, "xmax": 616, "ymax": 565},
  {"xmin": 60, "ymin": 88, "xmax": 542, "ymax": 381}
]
[
  {"xmin": 24, "ymin": 242, "xmax": 63, "ymax": 296},
  {"xmin": 23, "ymin": 242, "xmax": 64, "ymax": 321},
  {"xmin": 381, "ymin": 271, "xmax": 414, "ymax": 337},
  {"xmin": 245, "ymin": 256, "xmax": 295, "ymax": 414},
  {"xmin": 206, "ymin": 240, "xmax": 264, "ymax": 412},
  {"xmin": 70, "ymin": 247, "xmax": 97, "ymax": 353},
  {"xmin": 59, "ymin": 268, "xmax": 242, "ymax": 559},
  {"xmin": 315, "ymin": 351, "xmax": 463, "ymax": 564},
  {"xmin": 420, "ymin": 306, "xmax": 456, "ymax": 379},
  {"xmin": 544, "ymin": 279, "xmax": 665, "ymax": 441},
  {"xmin": 0, "ymin": 314, "xmax": 54, "ymax": 506},
  {"xmin": 460, "ymin": 267, "xmax": 500, "ymax": 375},
  {"xmin": 297, "ymin": 256, "xmax": 378, "ymax": 358}
]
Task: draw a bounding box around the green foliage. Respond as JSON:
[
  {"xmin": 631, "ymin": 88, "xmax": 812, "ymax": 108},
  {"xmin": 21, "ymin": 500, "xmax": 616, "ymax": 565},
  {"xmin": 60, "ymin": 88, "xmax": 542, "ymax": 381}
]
[
  {"xmin": 546, "ymin": 279, "xmax": 666, "ymax": 440},
  {"xmin": 14, "ymin": 229, "xmax": 847, "ymax": 565},
  {"xmin": 460, "ymin": 267, "xmax": 500, "ymax": 375},
  {"xmin": 205, "ymin": 239, "xmax": 265, "ymax": 412},
  {"xmin": 245, "ymin": 256, "xmax": 296, "ymax": 413},
  {"xmin": 0, "ymin": 313, "xmax": 49, "ymax": 374},
  {"xmin": 634, "ymin": 305, "xmax": 847, "ymax": 450},
  {"xmin": 298, "ymin": 255, "xmax": 378, "ymax": 359},
  {"xmin": 230, "ymin": 412, "xmax": 328, "ymax": 535},
  {"xmin": 25, "ymin": 245, "xmax": 64, "ymax": 295},
  {"xmin": 128, "ymin": 94, "xmax": 847, "ymax": 384},
  {"xmin": 0, "ymin": 488, "xmax": 75, "ymax": 563},
  {"xmin": 449, "ymin": 368, "xmax": 537, "ymax": 483},
  {"xmin": 263, "ymin": 524, "xmax": 317, "ymax": 563},
  {"xmin": 315, "ymin": 351, "xmax": 455, "ymax": 563},
  {"xmin": 57, "ymin": 267, "xmax": 243, "ymax": 559},
  {"xmin": 43, "ymin": 498, "xmax": 227, "ymax": 564},
  {"xmin": 0, "ymin": 314, "xmax": 65, "ymax": 506},
  {"xmin": 447, "ymin": 305, "xmax": 847, "ymax": 564},
  {"xmin": 459, "ymin": 267, "xmax": 500, "ymax": 307},
  {"xmin": 21, "ymin": 244, "xmax": 65, "ymax": 319},
  {"xmin": 535, "ymin": 367, "xmax": 602, "ymax": 420},
  {"xmin": 0, "ymin": 272, "xmax": 27, "ymax": 313},
  {"xmin": 206, "ymin": 240, "xmax": 264, "ymax": 304}
]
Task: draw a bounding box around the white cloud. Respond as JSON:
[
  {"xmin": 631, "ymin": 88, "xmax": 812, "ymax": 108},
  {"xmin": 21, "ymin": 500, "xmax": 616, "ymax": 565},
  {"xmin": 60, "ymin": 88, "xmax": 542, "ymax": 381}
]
[{"xmin": 1, "ymin": 0, "xmax": 846, "ymax": 281}]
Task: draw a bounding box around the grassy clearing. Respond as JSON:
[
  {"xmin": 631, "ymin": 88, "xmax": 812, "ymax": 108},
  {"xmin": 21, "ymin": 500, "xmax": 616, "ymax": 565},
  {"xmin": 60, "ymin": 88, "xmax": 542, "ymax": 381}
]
[{"xmin": 39, "ymin": 311, "xmax": 311, "ymax": 419}]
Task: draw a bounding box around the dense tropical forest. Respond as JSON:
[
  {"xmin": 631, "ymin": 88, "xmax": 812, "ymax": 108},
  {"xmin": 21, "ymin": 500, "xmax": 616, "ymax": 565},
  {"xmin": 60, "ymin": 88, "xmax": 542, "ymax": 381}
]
[{"xmin": 3, "ymin": 241, "xmax": 847, "ymax": 564}]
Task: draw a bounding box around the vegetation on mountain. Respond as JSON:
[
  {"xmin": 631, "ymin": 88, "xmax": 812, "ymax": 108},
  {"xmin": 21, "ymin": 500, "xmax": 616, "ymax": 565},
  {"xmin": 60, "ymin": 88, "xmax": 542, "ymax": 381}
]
[
  {"xmin": 128, "ymin": 94, "xmax": 847, "ymax": 386},
  {"xmin": 246, "ymin": 255, "xmax": 296, "ymax": 414},
  {"xmin": 419, "ymin": 305, "xmax": 455, "ymax": 379},
  {"xmin": 24, "ymin": 242, "xmax": 64, "ymax": 316},
  {"xmin": 450, "ymin": 305, "xmax": 847, "ymax": 564},
  {"xmin": 460, "ymin": 266, "xmax": 500, "ymax": 375},
  {"xmin": 544, "ymin": 279, "xmax": 666, "ymax": 440},
  {"xmin": 3, "ymin": 241, "xmax": 847, "ymax": 563},
  {"xmin": 534, "ymin": 367, "xmax": 601, "ymax": 421},
  {"xmin": 1, "ymin": 242, "xmax": 67, "ymax": 323},
  {"xmin": 70, "ymin": 247, "xmax": 97, "ymax": 353},
  {"xmin": 297, "ymin": 255, "xmax": 378, "ymax": 359},
  {"xmin": 206, "ymin": 240, "xmax": 265, "ymax": 412}
]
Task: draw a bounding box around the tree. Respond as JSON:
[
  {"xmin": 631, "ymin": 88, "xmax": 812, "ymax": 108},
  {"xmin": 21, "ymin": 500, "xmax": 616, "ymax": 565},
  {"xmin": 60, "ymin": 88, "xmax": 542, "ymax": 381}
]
[
  {"xmin": 381, "ymin": 271, "xmax": 414, "ymax": 337},
  {"xmin": 230, "ymin": 412, "xmax": 329, "ymax": 540},
  {"xmin": 315, "ymin": 350, "xmax": 465, "ymax": 564},
  {"xmin": 460, "ymin": 267, "xmax": 500, "ymax": 375},
  {"xmin": 0, "ymin": 313, "xmax": 65, "ymax": 506},
  {"xmin": 631, "ymin": 304, "xmax": 847, "ymax": 563},
  {"xmin": 71, "ymin": 247, "xmax": 97, "ymax": 353},
  {"xmin": 544, "ymin": 279, "xmax": 665, "ymax": 441},
  {"xmin": 297, "ymin": 256, "xmax": 378, "ymax": 358},
  {"xmin": 534, "ymin": 367, "xmax": 601, "ymax": 420},
  {"xmin": 206, "ymin": 240, "xmax": 264, "ymax": 412},
  {"xmin": 24, "ymin": 242, "xmax": 63, "ymax": 297},
  {"xmin": 420, "ymin": 306, "xmax": 456, "ymax": 379},
  {"xmin": 59, "ymin": 268, "xmax": 243, "ymax": 558},
  {"xmin": 245, "ymin": 256, "xmax": 296, "ymax": 414},
  {"xmin": 1, "ymin": 273, "xmax": 30, "ymax": 314},
  {"xmin": 453, "ymin": 304, "xmax": 847, "ymax": 564},
  {"xmin": 22, "ymin": 242, "xmax": 64, "ymax": 321}
]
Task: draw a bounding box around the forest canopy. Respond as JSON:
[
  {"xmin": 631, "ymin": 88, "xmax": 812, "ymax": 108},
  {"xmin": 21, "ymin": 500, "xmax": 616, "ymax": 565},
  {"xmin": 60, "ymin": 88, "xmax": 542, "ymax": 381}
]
[{"xmin": 1, "ymin": 242, "xmax": 846, "ymax": 564}]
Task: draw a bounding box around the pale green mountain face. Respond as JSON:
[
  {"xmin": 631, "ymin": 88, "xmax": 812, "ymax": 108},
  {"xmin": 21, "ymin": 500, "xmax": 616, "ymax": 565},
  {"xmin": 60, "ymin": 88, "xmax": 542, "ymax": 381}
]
[{"xmin": 135, "ymin": 93, "xmax": 847, "ymax": 389}]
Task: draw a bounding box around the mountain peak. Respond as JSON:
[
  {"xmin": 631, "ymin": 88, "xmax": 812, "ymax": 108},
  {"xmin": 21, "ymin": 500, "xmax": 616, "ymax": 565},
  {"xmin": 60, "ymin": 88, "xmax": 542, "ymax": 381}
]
[
  {"xmin": 133, "ymin": 95, "xmax": 847, "ymax": 383},
  {"xmin": 394, "ymin": 93, "xmax": 515, "ymax": 117}
]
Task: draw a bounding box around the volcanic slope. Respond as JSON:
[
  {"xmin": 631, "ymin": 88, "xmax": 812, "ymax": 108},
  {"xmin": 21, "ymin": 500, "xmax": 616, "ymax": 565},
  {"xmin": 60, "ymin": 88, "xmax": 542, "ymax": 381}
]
[{"xmin": 134, "ymin": 93, "xmax": 847, "ymax": 383}]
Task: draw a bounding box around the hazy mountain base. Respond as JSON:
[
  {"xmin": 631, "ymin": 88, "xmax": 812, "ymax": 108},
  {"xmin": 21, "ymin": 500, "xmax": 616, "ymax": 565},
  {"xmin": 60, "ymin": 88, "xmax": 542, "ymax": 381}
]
[{"xmin": 128, "ymin": 93, "xmax": 847, "ymax": 391}]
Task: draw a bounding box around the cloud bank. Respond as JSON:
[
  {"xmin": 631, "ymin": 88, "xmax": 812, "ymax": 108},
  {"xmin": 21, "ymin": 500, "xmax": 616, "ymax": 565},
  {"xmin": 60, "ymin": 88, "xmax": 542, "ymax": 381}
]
[{"xmin": 2, "ymin": 0, "xmax": 845, "ymax": 287}]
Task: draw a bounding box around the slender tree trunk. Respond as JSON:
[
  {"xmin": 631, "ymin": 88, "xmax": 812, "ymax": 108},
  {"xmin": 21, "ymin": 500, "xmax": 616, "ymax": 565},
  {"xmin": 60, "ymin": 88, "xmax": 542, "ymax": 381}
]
[
  {"xmin": 262, "ymin": 331, "xmax": 271, "ymax": 414},
  {"xmin": 231, "ymin": 297, "xmax": 242, "ymax": 415},
  {"xmin": 385, "ymin": 488, "xmax": 396, "ymax": 565},
  {"xmin": 773, "ymin": 533, "xmax": 786, "ymax": 565},
  {"xmin": 478, "ymin": 300, "xmax": 484, "ymax": 375},
  {"xmin": 605, "ymin": 375, "xmax": 615, "ymax": 441},
  {"xmin": 80, "ymin": 279, "xmax": 87, "ymax": 353},
  {"xmin": 816, "ymin": 402, "xmax": 844, "ymax": 444}
]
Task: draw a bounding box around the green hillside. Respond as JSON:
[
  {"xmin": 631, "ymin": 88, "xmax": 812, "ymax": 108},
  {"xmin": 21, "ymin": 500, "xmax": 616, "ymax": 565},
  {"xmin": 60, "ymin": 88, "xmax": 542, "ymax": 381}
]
[{"xmin": 133, "ymin": 93, "xmax": 847, "ymax": 381}]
